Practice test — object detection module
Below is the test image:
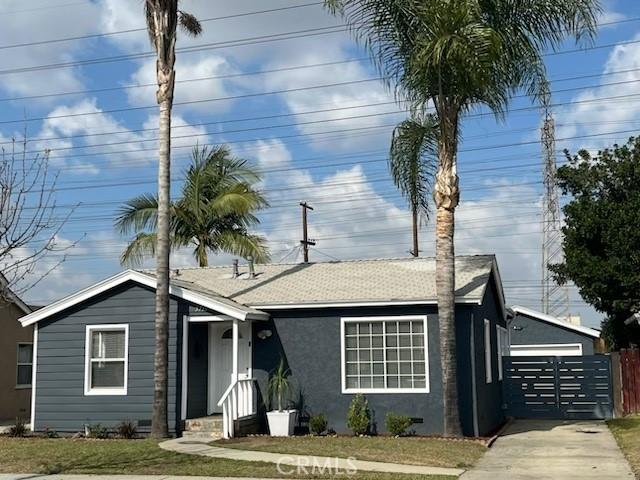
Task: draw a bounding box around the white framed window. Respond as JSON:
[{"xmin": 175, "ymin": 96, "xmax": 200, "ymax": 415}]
[
  {"xmin": 341, "ymin": 316, "xmax": 429, "ymax": 394},
  {"xmin": 84, "ymin": 324, "xmax": 129, "ymax": 396},
  {"xmin": 484, "ymin": 319, "xmax": 492, "ymax": 383},
  {"xmin": 496, "ymin": 325, "xmax": 509, "ymax": 381},
  {"xmin": 16, "ymin": 343, "xmax": 33, "ymax": 388}
]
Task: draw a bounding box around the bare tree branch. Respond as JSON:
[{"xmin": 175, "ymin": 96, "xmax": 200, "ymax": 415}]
[{"xmin": 0, "ymin": 134, "xmax": 80, "ymax": 301}]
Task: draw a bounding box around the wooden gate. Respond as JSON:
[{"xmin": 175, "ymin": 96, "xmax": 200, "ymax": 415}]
[{"xmin": 503, "ymin": 355, "xmax": 613, "ymax": 419}]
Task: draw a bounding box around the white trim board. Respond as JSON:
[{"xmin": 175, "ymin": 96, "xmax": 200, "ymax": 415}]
[
  {"xmin": 511, "ymin": 305, "xmax": 600, "ymax": 338},
  {"xmin": 252, "ymin": 298, "xmax": 479, "ymax": 310},
  {"xmin": 84, "ymin": 324, "xmax": 129, "ymax": 396},
  {"xmin": 29, "ymin": 324, "xmax": 38, "ymax": 431},
  {"xmin": 19, "ymin": 270, "xmax": 269, "ymax": 327},
  {"xmin": 339, "ymin": 315, "xmax": 430, "ymax": 394},
  {"xmin": 510, "ymin": 343, "xmax": 583, "ymax": 357}
]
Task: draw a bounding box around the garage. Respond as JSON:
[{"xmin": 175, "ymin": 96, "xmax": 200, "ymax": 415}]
[{"xmin": 508, "ymin": 305, "xmax": 600, "ymax": 356}]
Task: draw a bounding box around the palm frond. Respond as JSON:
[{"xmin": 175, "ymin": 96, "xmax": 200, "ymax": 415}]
[
  {"xmin": 114, "ymin": 194, "xmax": 159, "ymax": 235},
  {"xmin": 120, "ymin": 232, "xmax": 158, "ymax": 267},
  {"xmin": 178, "ymin": 10, "xmax": 202, "ymax": 36},
  {"xmin": 389, "ymin": 112, "xmax": 438, "ymax": 221},
  {"xmin": 214, "ymin": 230, "xmax": 271, "ymax": 264}
]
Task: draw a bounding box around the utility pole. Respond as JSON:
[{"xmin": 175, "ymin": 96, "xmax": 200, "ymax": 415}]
[
  {"xmin": 541, "ymin": 87, "xmax": 570, "ymax": 319},
  {"xmin": 300, "ymin": 202, "xmax": 315, "ymax": 263}
]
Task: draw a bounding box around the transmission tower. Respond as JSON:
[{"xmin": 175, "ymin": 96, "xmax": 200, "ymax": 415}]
[{"xmin": 541, "ymin": 88, "xmax": 570, "ymax": 319}]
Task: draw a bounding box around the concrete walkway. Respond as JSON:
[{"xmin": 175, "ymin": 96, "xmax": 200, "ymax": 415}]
[
  {"xmin": 160, "ymin": 436, "xmax": 465, "ymax": 477},
  {"xmin": 0, "ymin": 476, "xmax": 282, "ymax": 480},
  {"xmin": 461, "ymin": 419, "xmax": 634, "ymax": 480}
]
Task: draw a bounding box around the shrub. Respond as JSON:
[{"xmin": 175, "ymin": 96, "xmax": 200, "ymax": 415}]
[
  {"xmin": 385, "ymin": 413, "xmax": 412, "ymax": 436},
  {"xmin": 8, "ymin": 418, "xmax": 27, "ymax": 437},
  {"xmin": 309, "ymin": 414, "xmax": 328, "ymax": 435},
  {"xmin": 86, "ymin": 423, "xmax": 109, "ymax": 439},
  {"xmin": 116, "ymin": 420, "xmax": 138, "ymax": 439},
  {"xmin": 346, "ymin": 394, "xmax": 370, "ymax": 436},
  {"xmin": 43, "ymin": 427, "xmax": 59, "ymax": 438}
]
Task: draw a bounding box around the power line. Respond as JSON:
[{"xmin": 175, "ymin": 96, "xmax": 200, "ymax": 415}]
[{"xmin": 0, "ymin": 2, "xmax": 326, "ymax": 50}]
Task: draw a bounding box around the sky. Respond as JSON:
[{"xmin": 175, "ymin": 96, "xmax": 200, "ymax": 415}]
[{"xmin": 1, "ymin": 0, "xmax": 639, "ymax": 328}]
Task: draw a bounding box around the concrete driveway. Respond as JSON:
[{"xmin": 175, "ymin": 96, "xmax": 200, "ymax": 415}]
[{"xmin": 462, "ymin": 419, "xmax": 634, "ymax": 480}]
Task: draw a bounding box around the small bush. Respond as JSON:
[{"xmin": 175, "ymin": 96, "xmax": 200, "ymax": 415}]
[
  {"xmin": 309, "ymin": 414, "xmax": 328, "ymax": 435},
  {"xmin": 385, "ymin": 413, "xmax": 412, "ymax": 436},
  {"xmin": 346, "ymin": 394, "xmax": 370, "ymax": 436},
  {"xmin": 116, "ymin": 420, "xmax": 138, "ymax": 439},
  {"xmin": 86, "ymin": 423, "xmax": 109, "ymax": 439},
  {"xmin": 8, "ymin": 418, "xmax": 27, "ymax": 437},
  {"xmin": 39, "ymin": 462, "xmax": 63, "ymax": 475},
  {"xmin": 43, "ymin": 427, "xmax": 59, "ymax": 438}
]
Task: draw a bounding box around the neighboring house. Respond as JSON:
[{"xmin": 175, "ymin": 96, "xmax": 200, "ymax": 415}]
[
  {"xmin": 508, "ymin": 305, "xmax": 600, "ymax": 356},
  {"xmin": 0, "ymin": 281, "xmax": 34, "ymax": 422},
  {"xmin": 19, "ymin": 255, "xmax": 507, "ymax": 437}
]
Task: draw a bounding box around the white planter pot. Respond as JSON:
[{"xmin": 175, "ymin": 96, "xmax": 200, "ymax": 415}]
[{"xmin": 266, "ymin": 409, "xmax": 297, "ymax": 437}]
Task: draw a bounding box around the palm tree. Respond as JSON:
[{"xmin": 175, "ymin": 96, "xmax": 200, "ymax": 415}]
[
  {"xmin": 144, "ymin": 0, "xmax": 202, "ymax": 438},
  {"xmin": 326, "ymin": 0, "xmax": 600, "ymax": 436},
  {"xmin": 389, "ymin": 110, "xmax": 438, "ymax": 257},
  {"xmin": 116, "ymin": 144, "xmax": 270, "ymax": 267}
]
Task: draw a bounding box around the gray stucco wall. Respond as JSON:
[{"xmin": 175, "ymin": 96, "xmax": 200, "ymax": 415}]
[
  {"xmin": 252, "ymin": 306, "xmax": 444, "ymax": 435},
  {"xmin": 510, "ymin": 313, "xmax": 595, "ymax": 355},
  {"xmin": 472, "ymin": 280, "xmax": 507, "ymax": 436},
  {"xmin": 34, "ymin": 282, "xmax": 188, "ymax": 433}
]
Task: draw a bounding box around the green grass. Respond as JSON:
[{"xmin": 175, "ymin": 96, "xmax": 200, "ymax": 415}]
[
  {"xmin": 216, "ymin": 435, "xmax": 487, "ymax": 469},
  {"xmin": 608, "ymin": 416, "xmax": 640, "ymax": 478},
  {"xmin": 0, "ymin": 437, "xmax": 454, "ymax": 479}
]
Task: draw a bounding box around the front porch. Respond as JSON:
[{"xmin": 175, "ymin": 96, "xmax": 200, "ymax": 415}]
[{"xmin": 181, "ymin": 314, "xmax": 266, "ymax": 438}]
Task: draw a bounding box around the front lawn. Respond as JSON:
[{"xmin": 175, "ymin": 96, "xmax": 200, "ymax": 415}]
[
  {"xmin": 216, "ymin": 435, "xmax": 486, "ymax": 469},
  {"xmin": 608, "ymin": 416, "xmax": 640, "ymax": 478},
  {"xmin": 0, "ymin": 437, "xmax": 454, "ymax": 479}
]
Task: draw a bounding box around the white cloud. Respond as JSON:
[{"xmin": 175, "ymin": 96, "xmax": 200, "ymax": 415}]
[
  {"xmin": 556, "ymin": 34, "xmax": 640, "ymax": 151},
  {"xmin": 0, "ymin": 0, "xmax": 101, "ymax": 100},
  {"xmin": 34, "ymin": 99, "xmax": 210, "ymax": 172},
  {"xmin": 126, "ymin": 54, "xmax": 236, "ymax": 113}
]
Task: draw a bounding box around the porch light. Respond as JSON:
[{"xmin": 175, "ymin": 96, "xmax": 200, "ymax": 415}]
[{"xmin": 257, "ymin": 329, "xmax": 272, "ymax": 340}]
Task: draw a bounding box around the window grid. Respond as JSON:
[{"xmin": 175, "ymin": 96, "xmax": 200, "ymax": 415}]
[
  {"xmin": 16, "ymin": 343, "xmax": 33, "ymax": 388},
  {"xmin": 344, "ymin": 318, "xmax": 427, "ymax": 392},
  {"xmin": 85, "ymin": 324, "xmax": 128, "ymax": 396}
]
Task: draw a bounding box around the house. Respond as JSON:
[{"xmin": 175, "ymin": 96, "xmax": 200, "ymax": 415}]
[
  {"xmin": 507, "ymin": 305, "xmax": 600, "ymax": 356},
  {"xmin": 0, "ymin": 280, "xmax": 34, "ymax": 423},
  {"xmin": 19, "ymin": 255, "xmax": 507, "ymax": 438}
]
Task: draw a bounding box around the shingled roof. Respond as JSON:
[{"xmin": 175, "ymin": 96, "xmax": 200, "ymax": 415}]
[{"xmin": 163, "ymin": 255, "xmax": 503, "ymax": 308}]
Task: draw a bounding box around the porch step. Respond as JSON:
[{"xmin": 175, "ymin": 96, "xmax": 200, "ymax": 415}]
[{"xmin": 184, "ymin": 415, "xmax": 223, "ymax": 440}]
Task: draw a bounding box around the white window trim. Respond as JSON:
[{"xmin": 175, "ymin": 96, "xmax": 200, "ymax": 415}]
[
  {"xmin": 484, "ymin": 319, "xmax": 492, "ymax": 384},
  {"xmin": 496, "ymin": 325, "xmax": 508, "ymax": 381},
  {"xmin": 340, "ymin": 315, "xmax": 429, "ymax": 394},
  {"xmin": 84, "ymin": 324, "xmax": 129, "ymax": 396},
  {"xmin": 16, "ymin": 342, "xmax": 33, "ymax": 389}
]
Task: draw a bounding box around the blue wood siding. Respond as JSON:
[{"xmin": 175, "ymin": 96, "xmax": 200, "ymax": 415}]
[
  {"xmin": 510, "ymin": 313, "xmax": 595, "ymax": 354},
  {"xmin": 34, "ymin": 282, "xmax": 187, "ymax": 433}
]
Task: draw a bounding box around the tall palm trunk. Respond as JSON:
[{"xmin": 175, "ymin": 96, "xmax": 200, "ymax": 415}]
[
  {"xmin": 411, "ymin": 201, "xmax": 419, "ymax": 257},
  {"xmin": 434, "ymin": 109, "xmax": 462, "ymax": 437},
  {"xmin": 152, "ymin": 38, "xmax": 176, "ymax": 439}
]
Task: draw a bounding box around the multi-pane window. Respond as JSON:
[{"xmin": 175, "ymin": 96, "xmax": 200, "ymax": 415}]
[
  {"xmin": 484, "ymin": 319, "xmax": 493, "ymax": 383},
  {"xmin": 16, "ymin": 343, "xmax": 33, "ymax": 387},
  {"xmin": 85, "ymin": 325, "xmax": 128, "ymax": 395},
  {"xmin": 496, "ymin": 325, "xmax": 509, "ymax": 381},
  {"xmin": 342, "ymin": 317, "xmax": 428, "ymax": 393}
]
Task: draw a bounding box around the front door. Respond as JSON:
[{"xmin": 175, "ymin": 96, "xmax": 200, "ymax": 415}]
[{"xmin": 208, "ymin": 322, "xmax": 251, "ymax": 414}]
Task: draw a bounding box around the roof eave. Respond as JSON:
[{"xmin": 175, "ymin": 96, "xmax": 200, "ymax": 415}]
[
  {"xmin": 511, "ymin": 304, "xmax": 600, "ymax": 338},
  {"xmin": 19, "ymin": 270, "xmax": 266, "ymax": 327}
]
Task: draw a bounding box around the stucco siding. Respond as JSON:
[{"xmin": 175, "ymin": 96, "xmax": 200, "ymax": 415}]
[
  {"xmin": 510, "ymin": 313, "xmax": 595, "ymax": 355},
  {"xmin": 253, "ymin": 305, "xmax": 451, "ymax": 435},
  {"xmin": 473, "ymin": 280, "xmax": 506, "ymax": 436},
  {"xmin": 34, "ymin": 282, "xmax": 186, "ymax": 433},
  {"xmin": 0, "ymin": 301, "xmax": 32, "ymax": 421}
]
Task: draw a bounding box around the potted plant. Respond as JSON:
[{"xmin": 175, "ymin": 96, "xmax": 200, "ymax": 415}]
[{"xmin": 266, "ymin": 359, "xmax": 296, "ymax": 436}]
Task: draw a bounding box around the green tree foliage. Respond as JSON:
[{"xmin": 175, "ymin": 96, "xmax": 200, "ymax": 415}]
[
  {"xmin": 551, "ymin": 137, "xmax": 640, "ymax": 348},
  {"xmin": 116, "ymin": 145, "xmax": 269, "ymax": 267}
]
